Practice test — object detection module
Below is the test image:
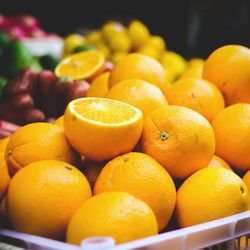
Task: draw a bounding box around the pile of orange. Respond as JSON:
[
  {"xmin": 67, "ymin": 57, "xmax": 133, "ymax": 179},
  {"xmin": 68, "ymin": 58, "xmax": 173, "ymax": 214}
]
[{"xmin": 0, "ymin": 44, "xmax": 250, "ymax": 247}]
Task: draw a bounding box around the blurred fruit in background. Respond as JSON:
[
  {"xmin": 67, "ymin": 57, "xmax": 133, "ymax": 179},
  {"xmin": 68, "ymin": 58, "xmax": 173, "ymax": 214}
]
[
  {"xmin": 0, "ymin": 14, "xmax": 57, "ymax": 40},
  {"xmin": 63, "ymin": 20, "xmax": 204, "ymax": 83}
]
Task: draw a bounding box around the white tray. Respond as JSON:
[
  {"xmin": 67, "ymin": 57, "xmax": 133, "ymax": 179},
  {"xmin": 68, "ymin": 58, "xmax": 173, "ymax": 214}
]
[{"xmin": 0, "ymin": 211, "xmax": 250, "ymax": 250}]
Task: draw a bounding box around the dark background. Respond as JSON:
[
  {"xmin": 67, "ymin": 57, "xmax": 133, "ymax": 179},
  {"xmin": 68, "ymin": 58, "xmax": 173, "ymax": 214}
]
[{"xmin": 1, "ymin": 0, "xmax": 249, "ymax": 58}]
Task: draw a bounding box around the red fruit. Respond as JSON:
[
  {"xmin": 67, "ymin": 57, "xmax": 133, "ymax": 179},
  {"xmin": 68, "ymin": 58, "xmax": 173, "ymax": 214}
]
[
  {"xmin": 5, "ymin": 26, "xmax": 26, "ymax": 40},
  {"xmin": 0, "ymin": 15, "xmax": 9, "ymax": 29},
  {"xmin": 16, "ymin": 15, "xmax": 39, "ymax": 31}
]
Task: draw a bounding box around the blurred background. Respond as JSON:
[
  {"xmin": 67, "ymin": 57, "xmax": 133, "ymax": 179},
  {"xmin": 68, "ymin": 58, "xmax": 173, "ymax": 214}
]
[{"xmin": 1, "ymin": 0, "xmax": 249, "ymax": 58}]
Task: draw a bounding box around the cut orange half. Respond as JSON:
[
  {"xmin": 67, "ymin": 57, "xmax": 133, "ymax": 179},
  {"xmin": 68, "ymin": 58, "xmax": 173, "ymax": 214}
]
[
  {"xmin": 64, "ymin": 97, "xmax": 143, "ymax": 161},
  {"xmin": 55, "ymin": 51, "xmax": 105, "ymax": 80}
]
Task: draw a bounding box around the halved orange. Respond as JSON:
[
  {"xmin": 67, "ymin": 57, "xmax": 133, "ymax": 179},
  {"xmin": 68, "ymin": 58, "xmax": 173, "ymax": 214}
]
[
  {"xmin": 64, "ymin": 97, "xmax": 143, "ymax": 161},
  {"xmin": 55, "ymin": 51, "xmax": 105, "ymax": 80}
]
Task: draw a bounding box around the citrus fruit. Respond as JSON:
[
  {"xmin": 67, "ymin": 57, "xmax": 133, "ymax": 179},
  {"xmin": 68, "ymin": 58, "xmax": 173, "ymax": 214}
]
[
  {"xmin": 165, "ymin": 78, "xmax": 225, "ymax": 122},
  {"xmin": 7, "ymin": 160, "xmax": 92, "ymax": 240},
  {"xmin": 176, "ymin": 167, "xmax": 250, "ymax": 228},
  {"xmin": 0, "ymin": 153, "xmax": 10, "ymax": 202},
  {"xmin": 145, "ymin": 36, "xmax": 166, "ymax": 52},
  {"xmin": 110, "ymin": 51, "xmax": 128, "ymax": 64},
  {"xmin": 109, "ymin": 53, "xmax": 167, "ymax": 92},
  {"xmin": 94, "ymin": 152, "xmax": 176, "ymax": 231},
  {"xmin": 243, "ymin": 171, "xmax": 250, "ymax": 194},
  {"xmin": 109, "ymin": 32, "xmax": 131, "ymax": 52},
  {"xmin": 188, "ymin": 58, "xmax": 204, "ymax": 68},
  {"xmin": 138, "ymin": 45, "xmax": 161, "ymax": 60},
  {"xmin": 95, "ymin": 42, "xmax": 110, "ymax": 59},
  {"xmin": 207, "ymin": 155, "xmax": 232, "ymax": 171},
  {"xmin": 6, "ymin": 122, "xmax": 80, "ymax": 176},
  {"xmin": 64, "ymin": 97, "xmax": 143, "ymax": 162},
  {"xmin": 86, "ymin": 31, "xmax": 103, "ymax": 45},
  {"xmin": 203, "ymin": 45, "xmax": 250, "ymax": 105},
  {"xmin": 106, "ymin": 79, "xmax": 168, "ymax": 118},
  {"xmin": 55, "ymin": 51, "xmax": 105, "ymax": 80},
  {"xmin": 63, "ymin": 34, "xmax": 85, "ymax": 55},
  {"xmin": 0, "ymin": 137, "xmax": 9, "ymax": 153},
  {"xmin": 102, "ymin": 21, "xmax": 125, "ymax": 41},
  {"xmin": 161, "ymin": 51, "xmax": 187, "ymax": 80},
  {"xmin": 128, "ymin": 20, "xmax": 150, "ymax": 49},
  {"xmin": 54, "ymin": 115, "xmax": 64, "ymax": 128},
  {"xmin": 86, "ymin": 72, "xmax": 110, "ymax": 98},
  {"xmin": 212, "ymin": 103, "xmax": 250, "ymax": 171},
  {"xmin": 141, "ymin": 105, "xmax": 215, "ymax": 179},
  {"xmin": 180, "ymin": 64, "xmax": 203, "ymax": 79},
  {"xmin": 66, "ymin": 192, "xmax": 158, "ymax": 245},
  {"xmin": 0, "ymin": 197, "xmax": 8, "ymax": 227}
]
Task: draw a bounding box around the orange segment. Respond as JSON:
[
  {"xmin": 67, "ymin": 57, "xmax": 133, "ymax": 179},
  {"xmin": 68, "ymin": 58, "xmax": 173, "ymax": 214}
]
[
  {"xmin": 55, "ymin": 51, "xmax": 105, "ymax": 80},
  {"xmin": 64, "ymin": 98, "xmax": 143, "ymax": 162}
]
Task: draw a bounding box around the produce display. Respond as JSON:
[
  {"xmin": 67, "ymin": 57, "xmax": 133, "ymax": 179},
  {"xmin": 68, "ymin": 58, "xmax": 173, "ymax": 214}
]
[{"xmin": 0, "ymin": 14, "xmax": 250, "ymax": 249}]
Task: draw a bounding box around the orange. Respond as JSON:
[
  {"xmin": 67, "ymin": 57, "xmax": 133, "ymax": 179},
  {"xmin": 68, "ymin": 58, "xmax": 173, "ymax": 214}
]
[
  {"xmin": 203, "ymin": 45, "xmax": 250, "ymax": 105},
  {"xmin": 54, "ymin": 115, "xmax": 64, "ymax": 129},
  {"xmin": 165, "ymin": 78, "xmax": 225, "ymax": 122},
  {"xmin": 207, "ymin": 155, "xmax": 232, "ymax": 171},
  {"xmin": 109, "ymin": 53, "xmax": 167, "ymax": 92},
  {"xmin": 106, "ymin": 79, "xmax": 168, "ymax": 118},
  {"xmin": 0, "ymin": 197, "xmax": 8, "ymax": 227},
  {"xmin": 212, "ymin": 103, "xmax": 250, "ymax": 171},
  {"xmin": 94, "ymin": 152, "xmax": 176, "ymax": 231},
  {"xmin": 176, "ymin": 167, "xmax": 250, "ymax": 228},
  {"xmin": 6, "ymin": 122, "xmax": 80, "ymax": 176},
  {"xmin": 243, "ymin": 171, "xmax": 250, "ymax": 195},
  {"xmin": 7, "ymin": 160, "xmax": 92, "ymax": 240},
  {"xmin": 0, "ymin": 153, "xmax": 10, "ymax": 203},
  {"xmin": 66, "ymin": 192, "xmax": 158, "ymax": 245},
  {"xmin": 141, "ymin": 105, "xmax": 215, "ymax": 179},
  {"xmin": 0, "ymin": 137, "xmax": 10, "ymax": 153},
  {"xmin": 64, "ymin": 98, "xmax": 143, "ymax": 162},
  {"xmin": 0, "ymin": 137, "xmax": 11, "ymax": 202},
  {"xmin": 86, "ymin": 72, "xmax": 110, "ymax": 98},
  {"xmin": 180, "ymin": 64, "xmax": 203, "ymax": 79},
  {"xmin": 55, "ymin": 51, "xmax": 105, "ymax": 80}
]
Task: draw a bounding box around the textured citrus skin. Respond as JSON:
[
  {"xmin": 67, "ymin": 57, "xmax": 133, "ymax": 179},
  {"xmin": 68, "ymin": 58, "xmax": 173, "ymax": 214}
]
[
  {"xmin": 0, "ymin": 153, "xmax": 10, "ymax": 203},
  {"xmin": 180, "ymin": 64, "xmax": 203, "ymax": 80},
  {"xmin": 7, "ymin": 160, "xmax": 92, "ymax": 240},
  {"xmin": 5, "ymin": 123, "xmax": 80, "ymax": 176},
  {"xmin": 165, "ymin": 78, "xmax": 225, "ymax": 122},
  {"xmin": 0, "ymin": 137, "xmax": 10, "ymax": 153},
  {"xmin": 243, "ymin": 171, "xmax": 250, "ymax": 195},
  {"xmin": 176, "ymin": 167, "xmax": 250, "ymax": 228},
  {"xmin": 106, "ymin": 79, "xmax": 168, "ymax": 118},
  {"xmin": 94, "ymin": 152, "xmax": 176, "ymax": 231},
  {"xmin": 141, "ymin": 105, "xmax": 215, "ymax": 179},
  {"xmin": 54, "ymin": 116, "xmax": 64, "ymax": 129},
  {"xmin": 212, "ymin": 103, "xmax": 250, "ymax": 171},
  {"xmin": 64, "ymin": 98, "xmax": 143, "ymax": 162},
  {"xmin": 0, "ymin": 138, "xmax": 11, "ymax": 202},
  {"xmin": 87, "ymin": 72, "xmax": 110, "ymax": 98},
  {"xmin": 109, "ymin": 53, "xmax": 167, "ymax": 92},
  {"xmin": 207, "ymin": 155, "xmax": 232, "ymax": 171},
  {"xmin": 203, "ymin": 45, "xmax": 250, "ymax": 105},
  {"xmin": 66, "ymin": 192, "xmax": 158, "ymax": 245}
]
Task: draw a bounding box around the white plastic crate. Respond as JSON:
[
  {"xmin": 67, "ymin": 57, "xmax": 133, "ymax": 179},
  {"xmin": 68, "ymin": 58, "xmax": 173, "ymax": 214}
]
[{"xmin": 1, "ymin": 211, "xmax": 250, "ymax": 250}]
